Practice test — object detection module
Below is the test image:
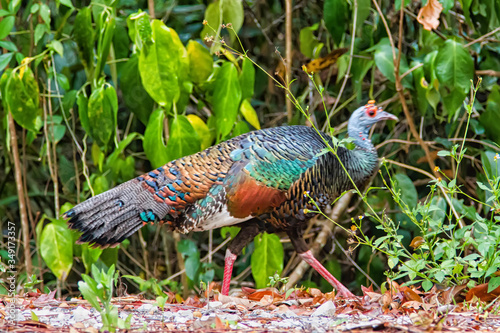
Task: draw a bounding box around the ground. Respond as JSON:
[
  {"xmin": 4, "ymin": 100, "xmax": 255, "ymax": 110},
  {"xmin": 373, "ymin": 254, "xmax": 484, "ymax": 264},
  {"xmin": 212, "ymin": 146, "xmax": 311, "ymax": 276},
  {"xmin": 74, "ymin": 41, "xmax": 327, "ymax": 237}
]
[{"xmin": 2, "ymin": 284, "xmax": 500, "ymax": 332}]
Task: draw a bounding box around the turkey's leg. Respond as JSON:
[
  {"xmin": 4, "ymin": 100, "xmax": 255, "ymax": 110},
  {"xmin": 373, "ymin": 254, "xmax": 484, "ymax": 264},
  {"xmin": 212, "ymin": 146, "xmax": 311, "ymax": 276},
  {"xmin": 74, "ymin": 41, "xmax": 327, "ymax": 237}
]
[
  {"xmin": 286, "ymin": 228, "xmax": 355, "ymax": 298},
  {"xmin": 222, "ymin": 222, "xmax": 261, "ymax": 295}
]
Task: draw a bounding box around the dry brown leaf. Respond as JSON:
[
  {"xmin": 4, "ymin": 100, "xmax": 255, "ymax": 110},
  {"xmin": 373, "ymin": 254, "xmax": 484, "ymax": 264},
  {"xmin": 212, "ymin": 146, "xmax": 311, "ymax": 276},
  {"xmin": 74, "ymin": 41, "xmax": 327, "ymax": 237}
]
[
  {"xmin": 466, "ymin": 283, "xmax": 500, "ymax": 302},
  {"xmin": 417, "ymin": 0, "xmax": 443, "ymax": 31},
  {"xmin": 410, "ymin": 236, "xmax": 425, "ymax": 249},
  {"xmin": 304, "ymin": 48, "xmax": 348, "ymax": 73},
  {"xmin": 399, "ymin": 286, "xmax": 423, "ymax": 303}
]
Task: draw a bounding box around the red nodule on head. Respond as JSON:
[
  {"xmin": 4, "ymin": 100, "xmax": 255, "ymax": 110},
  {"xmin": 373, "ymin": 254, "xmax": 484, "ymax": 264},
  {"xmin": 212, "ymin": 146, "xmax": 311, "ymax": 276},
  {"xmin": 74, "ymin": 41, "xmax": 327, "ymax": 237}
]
[{"xmin": 365, "ymin": 100, "xmax": 378, "ymax": 118}]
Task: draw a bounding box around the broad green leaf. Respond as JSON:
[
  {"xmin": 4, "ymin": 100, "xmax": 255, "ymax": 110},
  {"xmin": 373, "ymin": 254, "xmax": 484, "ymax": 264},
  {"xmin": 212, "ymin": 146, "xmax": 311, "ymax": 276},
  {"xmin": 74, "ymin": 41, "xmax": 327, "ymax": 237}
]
[
  {"xmin": 73, "ymin": 7, "xmax": 94, "ymax": 70},
  {"xmin": 139, "ymin": 20, "xmax": 188, "ymax": 107},
  {"xmin": 200, "ymin": 0, "xmax": 244, "ymax": 46},
  {"xmin": 0, "ymin": 52, "xmax": 13, "ymax": 73},
  {"xmin": 458, "ymin": 0, "xmax": 472, "ymax": 25},
  {"xmin": 251, "ymin": 233, "xmax": 284, "ymax": 289},
  {"xmin": 240, "ymin": 99, "xmax": 260, "ymax": 129},
  {"xmin": 356, "ymin": 0, "xmax": 371, "ymax": 31},
  {"xmin": 87, "ymin": 84, "xmax": 117, "ymax": 147},
  {"xmin": 441, "ymin": 88, "xmax": 466, "ymax": 118},
  {"xmin": 232, "ymin": 120, "xmax": 250, "ymax": 137},
  {"xmin": 429, "ymin": 196, "xmax": 447, "ymax": 226},
  {"xmin": 0, "ymin": 15, "xmax": 14, "ymax": 39},
  {"xmin": 299, "ymin": 24, "xmax": 319, "ymax": 58},
  {"xmin": 3, "ymin": 68, "xmax": 41, "ymax": 132},
  {"xmin": 185, "ymin": 254, "xmax": 201, "ymax": 282},
  {"xmin": 143, "ymin": 108, "xmax": 169, "ymax": 168},
  {"xmin": 127, "ymin": 11, "xmax": 152, "ymax": 49},
  {"xmin": 239, "ymin": 58, "xmax": 255, "ymax": 100},
  {"xmin": 186, "ymin": 114, "xmax": 213, "ymax": 149},
  {"xmin": 77, "ymin": 93, "xmax": 91, "ymax": 135},
  {"xmin": 351, "ymin": 57, "xmax": 373, "ymax": 101},
  {"xmin": 178, "ymin": 239, "xmax": 199, "ymax": 257},
  {"xmin": 488, "ymin": 276, "xmax": 500, "ymax": 293},
  {"xmin": 81, "ymin": 244, "xmax": 103, "ymax": 274},
  {"xmin": 479, "ymin": 85, "xmax": 500, "ymax": 144},
  {"xmin": 324, "ymin": 0, "xmax": 347, "ymax": 45},
  {"xmin": 166, "ymin": 114, "xmax": 201, "ymax": 161},
  {"xmin": 481, "ymin": 151, "xmax": 500, "ymax": 180},
  {"xmin": 373, "ymin": 39, "xmax": 413, "ymax": 89},
  {"xmin": 213, "ymin": 62, "xmax": 242, "ymax": 138},
  {"xmin": 435, "ymin": 40, "xmax": 474, "ymax": 94},
  {"xmin": 187, "ymin": 40, "xmax": 213, "ymax": 84},
  {"xmin": 393, "ymin": 173, "xmax": 418, "ymax": 208},
  {"xmin": 411, "ymin": 61, "xmax": 429, "ymax": 116},
  {"xmin": 120, "ymin": 55, "xmax": 154, "ymax": 125},
  {"xmin": 40, "ymin": 219, "xmax": 73, "ymax": 281},
  {"xmin": 92, "ymin": 174, "xmax": 109, "ymax": 195}
]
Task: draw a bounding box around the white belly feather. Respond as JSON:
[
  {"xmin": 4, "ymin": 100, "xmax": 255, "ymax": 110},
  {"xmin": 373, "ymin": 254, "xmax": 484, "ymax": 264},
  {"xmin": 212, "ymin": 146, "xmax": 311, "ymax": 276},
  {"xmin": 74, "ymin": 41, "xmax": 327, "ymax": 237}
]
[{"xmin": 192, "ymin": 206, "xmax": 250, "ymax": 231}]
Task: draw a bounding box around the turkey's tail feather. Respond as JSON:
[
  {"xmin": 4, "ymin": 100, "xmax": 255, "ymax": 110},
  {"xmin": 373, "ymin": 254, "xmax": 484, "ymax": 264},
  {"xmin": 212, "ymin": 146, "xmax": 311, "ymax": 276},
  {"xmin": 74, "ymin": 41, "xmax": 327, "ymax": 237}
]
[{"xmin": 64, "ymin": 179, "xmax": 169, "ymax": 247}]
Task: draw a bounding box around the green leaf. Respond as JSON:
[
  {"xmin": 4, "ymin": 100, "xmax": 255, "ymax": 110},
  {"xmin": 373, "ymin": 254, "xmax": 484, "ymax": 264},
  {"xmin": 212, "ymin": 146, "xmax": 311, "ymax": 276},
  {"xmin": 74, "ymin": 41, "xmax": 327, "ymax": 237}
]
[
  {"xmin": 422, "ymin": 279, "xmax": 433, "ymax": 291},
  {"xmin": 143, "ymin": 108, "xmax": 169, "ymax": 168},
  {"xmin": 186, "ymin": 114, "xmax": 213, "ymax": 150},
  {"xmin": 48, "ymin": 40, "xmax": 64, "ymax": 57},
  {"xmin": 479, "ymin": 85, "xmax": 500, "ymax": 144},
  {"xmin": 213, "ymin": 62, "xmax": 242, "ymax": 138},
  {"xmin": 39, "ymin": 3, "xmax": 50, "ymax": 24},
  {"xmin": 373, "ymin": 38, "xmax": 413, "ymax": 89},
  {"xmin": 0, "ymin": 52, "xmax": 13, "ymax": 72},
  {"xmin": 0, "ymin": 15, "xmax": 14, "ymax": 39},
  {"xmin": 2, "ymin": 68, "xmax": 41, "ymax": 132},
  {"xmin": 87, "ymin": 84, "xmax": 117, "ymax": 147},
  {"xmin": 299, "ymin": 24, "xmax": 319, "ymax": 58},
  {"xmin": 120, "ymin": 55, "xmax": 154, "ymax": 125},
  {"xmin": 166, "ymin": 114, "xmax": 201, "ymax": 161},
  {"xmin": 185, "ymin": 254, "xmax": 201, "ymax": 282},
  {"xmin": 240, "ymin": 99, "xmax": 260, "ymax": 130},
  {"xmin": 393, "ymin": 173, "xmax": 418, "ymax": 208},
  {"xmin": 441, "ymin": 88, "xmax": 466, "ymax": 118},
  {"xmin": 77, "ymin": 93, "xmax": 91, "ymax": 135},
  {"xmin": 324, "ymin": 0, "xmax": 347, "ymax": 45},
  {"xmin": 139, "ymin": 19, "xmax": 188, "ymax": 107},
  {"xmin": 220, "ymin": 226, "xmax": 240, "ymax": 240},
  {"xmin": 40, "ymin": 219, "xmax": 73, "ymax": 281},
  {"xmin": 73, "ymin": 7, "xmax": 94, "ymax": 70},
  {"xmin": 187, "ymin": 40, "xmax": 213, "ymax": 84},
  {"xmin": 178, "ymin": 239, "xmax": 198, "ymax": 257},
  {"xmin": 200, "ymin": 0, "xmax": 244, "ymax": 46},
  {"xmin": 488, "ymin": 277, "xmax": 500, "ymax": 293},
  {"xmin": 251, "ymin": 233, "xmax": 284, "ymax": 289},
  {"xmin": 81, "ymin": 244, "xmax": 103, "ymax": 274},
  {"xmin": 429, "ymin": 196, "xmax": 447, "ymax": 226},
  {"xmin": 411, "ymin": 61, "xmax": 429, "ymax": 116},
  {"xmin": 435, "ymin": 40, "xmax": 474, "ymax": 94},
  {"xmin": 356, "ymin": 0, "xmax": 371, "ymax": 31},
  {"xmin": 481, "ymin": 151, "xmax": 500, "ymax": 180},
  {"xmin": 232, "ymin": 120, "xmax": 250, "ymax": 137},
  {"xmin": 239, "ymin": 58, "xmax": 255, "ymax": 100},
  {"xmin": 95, "ymin": 15, "xmax": 115, "ymax": 78}
]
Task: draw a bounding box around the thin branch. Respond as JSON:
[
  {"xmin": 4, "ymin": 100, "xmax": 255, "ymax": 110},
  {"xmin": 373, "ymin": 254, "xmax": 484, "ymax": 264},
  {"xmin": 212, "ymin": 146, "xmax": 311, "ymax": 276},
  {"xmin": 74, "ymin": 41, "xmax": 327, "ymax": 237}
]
[
  {"xmin": 8, "ymin": 113, "xmax": 33, "ymax": 276},
  {"xmin": 465, "ymin": 26, "xmax": 500, "ymax": 48},
  {"xmin": 322, "ymin": 0, "xmax": 358, "ymax": 132},
  {"xmin": 285, "ymin": 0, "xmax": 292, "ymax": 122}
]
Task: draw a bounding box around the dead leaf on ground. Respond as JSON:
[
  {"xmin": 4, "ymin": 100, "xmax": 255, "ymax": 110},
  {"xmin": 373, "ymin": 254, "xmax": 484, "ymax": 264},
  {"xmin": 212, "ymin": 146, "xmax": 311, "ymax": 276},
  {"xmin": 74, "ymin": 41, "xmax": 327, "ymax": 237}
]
[
  {"xmin": 466, "ymin": 283, "xmax": 500, "ymax": 302},
  {"xmin": 304, "ymin": 48, "xmax": 348, "ymax": 74},
  {"xmin": 417, "ymin": 0, "xmax": 443, "ymax": 31}
]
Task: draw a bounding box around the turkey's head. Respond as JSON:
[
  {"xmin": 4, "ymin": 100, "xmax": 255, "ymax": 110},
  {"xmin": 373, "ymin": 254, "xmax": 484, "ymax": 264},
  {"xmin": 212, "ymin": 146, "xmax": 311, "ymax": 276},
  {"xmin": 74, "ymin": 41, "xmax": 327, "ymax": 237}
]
[{"xmin": 347, "ymin": 100, "xmax": 397, "ymax": 149}]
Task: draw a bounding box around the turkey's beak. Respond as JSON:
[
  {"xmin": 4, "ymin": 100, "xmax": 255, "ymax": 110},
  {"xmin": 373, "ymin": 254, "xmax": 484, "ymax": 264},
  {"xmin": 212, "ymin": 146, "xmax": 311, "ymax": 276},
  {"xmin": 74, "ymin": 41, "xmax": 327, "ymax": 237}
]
[{"xmin": 378, "ymin": 111, "xmax": 398, "ymax": 121}]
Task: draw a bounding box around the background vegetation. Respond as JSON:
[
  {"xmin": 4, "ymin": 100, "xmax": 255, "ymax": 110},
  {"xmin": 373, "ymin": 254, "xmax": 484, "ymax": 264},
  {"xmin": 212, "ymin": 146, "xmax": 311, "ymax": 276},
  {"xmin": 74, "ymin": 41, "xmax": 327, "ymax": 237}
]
[{"xmin": 1, "ymin": 0, "xmax": 500, "ymax": 300}]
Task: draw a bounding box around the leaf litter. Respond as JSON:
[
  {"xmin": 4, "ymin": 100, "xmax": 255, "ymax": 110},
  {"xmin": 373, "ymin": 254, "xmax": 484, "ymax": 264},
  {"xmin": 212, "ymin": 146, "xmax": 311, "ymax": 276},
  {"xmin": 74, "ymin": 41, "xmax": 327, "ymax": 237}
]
[{"xmin": 2, "ymin": 279, "xmax": 500, "ymax": 332}]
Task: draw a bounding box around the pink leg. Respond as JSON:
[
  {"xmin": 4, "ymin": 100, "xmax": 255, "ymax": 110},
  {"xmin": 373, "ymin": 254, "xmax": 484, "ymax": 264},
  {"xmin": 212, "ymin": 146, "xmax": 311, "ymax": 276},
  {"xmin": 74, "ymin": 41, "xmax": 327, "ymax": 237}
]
[
  {"xmin": 222, "ymin": 249, "xmax": 237, "ymax": 295},
  {"xmin": 299, "ymin": 250, "xmax": 355, "ymax": 298}
]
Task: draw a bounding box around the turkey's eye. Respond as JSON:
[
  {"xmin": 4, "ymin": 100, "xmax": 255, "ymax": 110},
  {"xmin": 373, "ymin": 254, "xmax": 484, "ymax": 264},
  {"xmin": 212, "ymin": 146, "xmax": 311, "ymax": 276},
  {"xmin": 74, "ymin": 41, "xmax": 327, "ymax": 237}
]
[{"xmin": 367, "ymin": 108, "xmax": 377, "ymax": 117}]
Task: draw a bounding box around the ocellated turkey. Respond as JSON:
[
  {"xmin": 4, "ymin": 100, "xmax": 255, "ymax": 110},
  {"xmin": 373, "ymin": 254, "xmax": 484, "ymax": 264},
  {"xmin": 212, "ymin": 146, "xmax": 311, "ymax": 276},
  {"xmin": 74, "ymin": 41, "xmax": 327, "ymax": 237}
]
[{"xmin": 65, "ymin": 100, "xmax": 397, "ymax": 298}]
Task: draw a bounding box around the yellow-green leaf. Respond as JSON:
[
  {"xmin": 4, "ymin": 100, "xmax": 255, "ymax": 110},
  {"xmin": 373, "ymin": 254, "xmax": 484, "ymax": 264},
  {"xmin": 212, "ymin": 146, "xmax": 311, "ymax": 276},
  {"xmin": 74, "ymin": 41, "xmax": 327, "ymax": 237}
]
[
  {"xmin": 187, "ymin": 114, "xmax": 213, "ymax": 149},
  {"xmin": 240, "ymin": 99, "xmax": 260, "ymax": 129}
]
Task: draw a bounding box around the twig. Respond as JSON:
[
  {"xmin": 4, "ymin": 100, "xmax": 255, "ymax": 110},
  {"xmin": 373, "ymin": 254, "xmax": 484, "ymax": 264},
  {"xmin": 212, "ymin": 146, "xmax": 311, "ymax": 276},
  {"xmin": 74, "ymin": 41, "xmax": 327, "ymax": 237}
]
[
  {"xmin": 383, "ymin": 159, "xmax": 465, "ymax": 228},
  {"xmin": 285, "ymin": 193, "xmax": 353, "ymax": 289},
  {"xmin": 8, "ymin": 113, "xmax": 33, "ymax": 276},
  {"xmin": 475, "ymin": 70, "xmax": 500, "ymax": 77},
  {"xmin": 322, "ymin": 0, "xmax": 358, "ymax": 132},
  {"xmin": 465, "ymin": 26, "xmax": 500, "ymax": 48},
  {"xmin": 285, "ymin": 0, "xmax": 292, "ymax": 122}
]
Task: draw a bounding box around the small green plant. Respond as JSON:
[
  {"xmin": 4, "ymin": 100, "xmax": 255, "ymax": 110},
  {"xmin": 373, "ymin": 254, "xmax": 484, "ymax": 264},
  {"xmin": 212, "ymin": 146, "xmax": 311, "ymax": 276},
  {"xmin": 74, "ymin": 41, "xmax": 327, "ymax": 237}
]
[
  {"xmin": 122, "ymin": 275, "xmax": 178, "ymax": 297},
  {"xmin": 78, "ymin": 264, "xmax": 131, "ymax": 332},
  {"xmin": 268, "ymin": 273, "xmax": 289, "ymax": 288},
  {"xmin": 24, "ymin": 274, "xmax": 43, "ymax": 293}
]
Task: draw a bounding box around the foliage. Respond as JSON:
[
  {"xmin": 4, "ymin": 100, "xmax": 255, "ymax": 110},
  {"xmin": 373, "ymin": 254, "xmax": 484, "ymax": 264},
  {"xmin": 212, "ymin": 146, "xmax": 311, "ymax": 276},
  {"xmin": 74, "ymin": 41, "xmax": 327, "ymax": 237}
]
[
  {"xmin": 78, "ymin": 264, "xmax": 131, "ymax": 332},
  {"xmin": 1, "ymin": 0, "xmax": 500, "ymax": 300}
]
